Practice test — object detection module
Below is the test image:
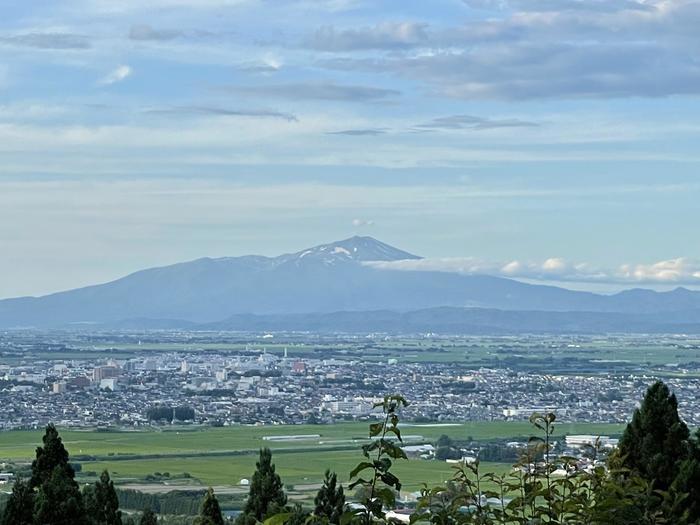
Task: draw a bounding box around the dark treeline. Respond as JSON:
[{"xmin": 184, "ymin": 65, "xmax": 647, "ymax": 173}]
[
  {"xmin": 117, "ymin": 490, "xmax": 202, "ymax": 515},
  {"xmin": 146, "ymin": 406, "xmax": 196, "ymax": 422},
  {"xmin": 0, "ymin": 422, "xmax": 227, "ymax": 525},
  {"xmin": 3, "ymin": 381, "xmax": 700, "ymax": 524}
]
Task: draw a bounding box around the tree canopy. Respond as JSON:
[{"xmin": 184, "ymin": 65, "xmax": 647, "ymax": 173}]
[
  {"xmin": 30, "ymin": 423, "xmax": 75, "ymax": 489},
  {"xmin": 237, "ymin": 447, "xmax": 287, "ymax": 525},
  {"xmin": 84, "ymin": 470, "xmax": 122, "ymax": 525},
  {"xmin": 314, "ymin": 470, "xmax": 345, "ymax": 524},
  {"xmin": 196, "ymin": 487, "xmax": 225, "ymax": 525},
  {"xmin": 617, "ymin": 380, "xmax": 691, "ymax": 489}
]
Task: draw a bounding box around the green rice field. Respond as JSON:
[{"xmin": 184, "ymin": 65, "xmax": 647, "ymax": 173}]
[
  {"xmin": 0, "ymin": 421, "xmax": 624, "ymax": 461},
  {"xmin": 0, "ymin": 421, "xmax": 624, "ymax": 491}
]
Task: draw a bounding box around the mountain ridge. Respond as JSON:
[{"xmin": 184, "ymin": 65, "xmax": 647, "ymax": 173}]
[
  {"xmin": 87, "ymin": 306, "xmax": 700, "ymax": 335},
  {"xmin": 1, "ymin": 236, "xmax": 699, "ymax": 329}
]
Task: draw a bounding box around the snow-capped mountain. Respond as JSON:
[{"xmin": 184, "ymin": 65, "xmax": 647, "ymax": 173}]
[
  {"xmin": 1, "ymin": 236, "xmax": 699, "ymax": 329},
  {"xmin": 277, "ymin": 236, "xmax": 421, "ymax": 266}
]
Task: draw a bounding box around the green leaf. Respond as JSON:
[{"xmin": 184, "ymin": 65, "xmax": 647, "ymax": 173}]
[
  {"xmin": 349, "ymin": 462, "xmax": 374, "ymax": 479},
  {"xmin": 380, "ymin": 472, "xmax": 401, "ymax": 489},
  {"xmin": 374, "ymin": 457, "xmax": 392, "ymax": 473},
  {"xmin": 263, "ymin": 513, "xmax": 291, "ymax": 525},
  {"xmin": 369, "ymin": 423, "xmax": 383, "ymax": 438},
  {"xmin": 348, "ymin": 478, "xmax": 370, "ymax": 490},
  {"xmin": 375, "ymin": 487, "xmax": 396, "ymax": 508},
  {"xmin": 382, "ymin": 442, "xmax": 408, "ymax": 460}
]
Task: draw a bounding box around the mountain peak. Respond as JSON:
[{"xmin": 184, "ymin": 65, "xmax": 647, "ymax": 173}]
[{"xmin": 286, "ymin": 236, "xmax": 421, "ymax": 264}]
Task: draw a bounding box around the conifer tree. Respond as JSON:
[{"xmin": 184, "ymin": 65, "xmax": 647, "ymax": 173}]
[
  {"xmin": 669, "ymin": 455, "xmax": 700, "ymax": 523},
  {"xmin": 618, "ymin": 381, "xmax": 690, "ymax": 489},
  {"xmin": 34, "ymin": 465, "xmax": 87, "ymax": 525},
  {"xmin": 30, "ymin": 423, "xmax": 87, "ymax": 524},
  {"xmin": 288, "ymin": 503, "xmax": 309, "ymax": 525},
  {"xmin": 31, "ymin": 423, "xmax": 75, "ymax": 489},
  {"xmin": 314, "ymin": 470, "xmax": 345, "ymax": 524},
  {"xmin": 139, "ymin": 507, "xmax": 158, "ymax": 525},
  {"xmin": 0, "ymin": 477, "xmax": 34, "ymax": 525},
  {"xmin": 238, "ymin": 447, "xmax": 287, "ymax": 524},
  {"xmin": 196, "ymin": 487, "xmax": 224, "ymax": 525},
  {"xmin": 84, "ymin": 470, "xmax": 122, "ymax": 525}
]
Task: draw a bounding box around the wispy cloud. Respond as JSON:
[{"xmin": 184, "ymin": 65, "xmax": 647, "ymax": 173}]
[
  {"xmin": 326, "ymin": 128, "xmax": 388, "ymax": 136},
  {"xmin": 142, "ymin": 105, "xmax": 298, "ymax": 121},
  {"xmin": 416, "ymin": 115, "xmax": 539, "ymax": 130},
  {"xmin": 308, "ymin": 22, "xmax": 428, "ymax": 51},
  {"xmin": 233, "ymin": 58, "xmax": 282, "ymax": 74},
  {"xmin": 0, "ymin": 32, "xmax": 90, "ymax": 49},
  {"xmin": 98, "ymin": 65, "xmax": 132, "ymax": 85},
  {"xmin": 366, "ymin": 257, "xmax": 700, "ymax": 286},
  {"xmin": 227, "ymin": 82, "xmax": 400, "ymax": 102},
  {"xmin": 82, "ymin": 0, "xmax": 254, "ymax": 14},
  {"xmin": 320, "ymin": 1, "xmax": 700, "ymax": 100},
  {"xmin": 128, "ymin": 24, "xmax": 183, "ymax": 41},
  {"xmin": 462, "ymin": 0, "xmax": 653, "ymax": 14}
]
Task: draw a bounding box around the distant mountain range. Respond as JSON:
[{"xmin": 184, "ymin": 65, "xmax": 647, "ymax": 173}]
[{"xmin": 2, "ymin": 236, "xmax": 700, "ymax": 333}]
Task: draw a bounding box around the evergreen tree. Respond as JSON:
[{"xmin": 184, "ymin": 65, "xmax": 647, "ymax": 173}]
[
  {"xmin": 0, "ymin": 477, "xmax": 34, "ymax": 525},
  {"xmin": 238, "ymin": 448, "xmax": 287, "ymax": 524},
  {"xmin": 31, "ymin": 423, "xmax": 75, "ymax": 489},
  {"xmin": 83, "ymin": 485, "xmax": 98, "ymax": 522},
  {"xmin": 34, "ymin": 465, "xmax": 87, "ymax": 525},
  {"xmin": 29, "ymin": 423, "xmax": 86, "ymax": 524},
  {"xmin": 196, "ymin": 487, "xmax": 224, "ymax": 525},
  {"xmin": 139, "ymin": 507, "xmax": 158, "ymax": 525},
  {"xmin": 288, "ymin": 503, "xmax": 309, "ymax": 525},
  {"xmin": 85, "ymin": 470, "xmax": 122, "ymax": 525},
  {"xmin": 314, "ymin": 470, "xmax": 345, "ymax": 524},
  {"xmin": 617, "ymin": 381, "xmax": 690, "ymax": 489},
  {"xmin": 669, "ymin": 454, "xmax": 700, "ymax": 524}
]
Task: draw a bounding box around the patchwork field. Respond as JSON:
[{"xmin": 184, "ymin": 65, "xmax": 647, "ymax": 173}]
[
  {"xmin": 85, "ymin": 450, "xmax": 515, "ymax": 492},
  {"xmin": 21, "ymin": 336, "xmax": 700, "ymax": 370},
  {"xmin": 0, "ymin": 420, "xmax": 624, "ymax": 461},
  {"xmin": 0, "ymin": 420, "xmax": 624, "ymax": 493}
]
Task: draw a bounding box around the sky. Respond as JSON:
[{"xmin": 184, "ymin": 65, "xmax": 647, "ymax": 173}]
[{"xmin": 2, "ymin": 0, "xmax": 700, "ymax": 298}]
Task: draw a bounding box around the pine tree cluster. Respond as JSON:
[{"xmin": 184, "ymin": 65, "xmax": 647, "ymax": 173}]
[{"xmin": 0, "ymin": 423, "xmax": 227, "ymax": 525}]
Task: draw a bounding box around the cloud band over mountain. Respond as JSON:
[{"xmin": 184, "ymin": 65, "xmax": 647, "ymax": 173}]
[{"xmin": 365, "ymin": 257, "xmax": 700, "ymax": 286}]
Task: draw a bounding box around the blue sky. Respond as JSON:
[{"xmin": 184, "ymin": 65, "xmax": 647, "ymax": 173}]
[{"xmin": 2, "ymin": 0, "xmax": 700, "ymax": 297}]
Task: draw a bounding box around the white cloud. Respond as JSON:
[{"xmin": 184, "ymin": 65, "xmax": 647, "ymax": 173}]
[
  {"xmin": 98, "ymin": 65, "xmax": 132, "ymax": 85},
  {"xmin": 0, "ymin": 102, "xmax": 70, "ymax": 120},
  {"xmin": 352, "ymin": 218, "xmax": 374, "ymax": 226},
  {"xmin": 128, "ymin": 24, "xmax": 183, "ymax": 41},
  {"xmin": 619, "ymin": 258, "xmax": 700, "ymax": 284},
  {"xmin": 321, "ymin": 0, "xmax": 700, "ymax": 100},
  {"xmin": 309, "ymin": 22, "xmax": 429, "ymax": 51},
  {"xmin": 0, "ymin": 32, "xmax": 90, "ymax": 49},
  {"xmin": 83, "ymin": 0, "xmax": 251, "ymax": 13},
  {"xmin": 365, "ymin": 256, "xmax": 700, "ymax": 286},
  {"xmin": 80, "ymin": 0, "xmax": 358, "ymax": 14},
  {"xmin": 542, "ymin": 257, "xmax": 566, "ymax": 272}
]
